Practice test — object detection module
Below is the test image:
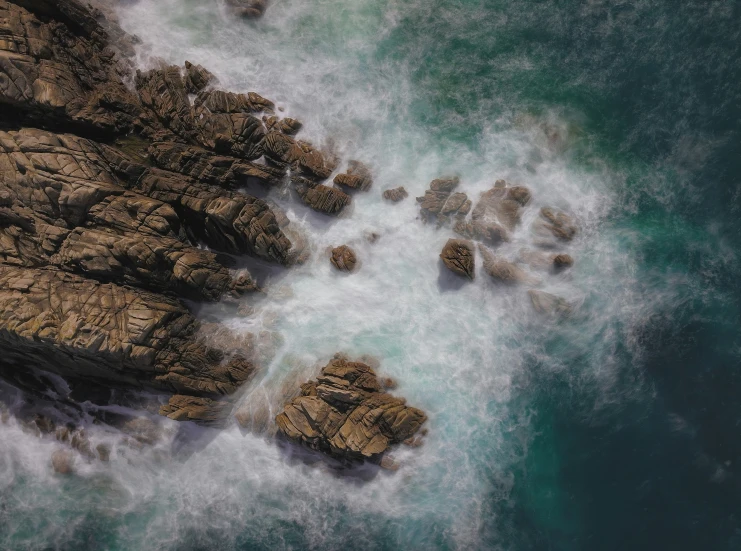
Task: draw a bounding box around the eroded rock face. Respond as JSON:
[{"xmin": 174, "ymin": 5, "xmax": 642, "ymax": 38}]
[
  {"xmin": 0, "ymin": 266, "xmax": 256, "ymax": 395},
  {"xmin": 330, "ymin": 245, "xmax": 357, "ymax": 272},
  {"xmin": 440, "ymin": 238, "xmax": 475, "ymax": 280},
  {"xmin": 276, "ymin": 356, "xmax": 427, "ymax": 463}
]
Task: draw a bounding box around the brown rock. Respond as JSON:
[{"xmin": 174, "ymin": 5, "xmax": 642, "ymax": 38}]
[
  {"xmin": 184, "ymin": 61, "xmax": 216, "ymax": 94},
  {"xmin": 440, "ymin": 239, "xmax": 475, "ymax": 280},
  {"xmin": 160, "ymin": 395, "xmax": 234, "ymax": 426},
  {"xmin": 553, "ymin": 254, "xmax": 574, "ymax": 269},
  {"xmin": 479, "ymin": 246, "xmax": 531, "ymax": 284},
  {"xmin": 330, "ymin": 245, "xmax": 357, "ymax": 272},
  {"xmin": 383, "ymin": 187, "xmax": 408, "ymax": 202},
  {"xmin": 51, "ymin": 449, "xmax": 74, "ymax": 474},
  {"xmin": 276, "ymin": 356, "xmax": 427, "ymax": 463},
  {"xmin": 293, "ymin": 178, "xmax": 351, "ymax": 215},
  {"xmin": 538, "ymin": 207, "xmax": 578, "ymax": 241},
  {"xmin": 333, "ymin": 160, "xmax": 373, "ymax": 191}
]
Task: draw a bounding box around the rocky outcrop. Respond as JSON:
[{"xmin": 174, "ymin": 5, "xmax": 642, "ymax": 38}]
[
  {"xmin": 383, "ymin": 187, "xmax": 408, "ymax": 202},
  {"xmin": 333, "ymin": 160, "xmax": 373, "ymax": 191},
  {"xmin": 417, "ymin": 177, "xmax": 471, "ymax": 224},
  {"xmin": 276, "ymin": 355, "xmax": 427, "ymax": 463},
  {"xmin": 440, "ymin": 239, "xmax": 475, "ymax": 280},
  {"xmin": 0, "ymin": 266, "xmax": 255, "ymax": 397},
  {"xmin": 293, "ymin": 178, "xmax": 351, "ymax": 215},
  {"xmin": 0, "ymin": 0, "xmax": 147, "ymax": 137},
  {"xmin": 330, "ymin": 245, "xmax": 357, "ymax": 272},
  {"xmin": 184, "ymin": 61, "xmax": 216, "ymax": 94}
]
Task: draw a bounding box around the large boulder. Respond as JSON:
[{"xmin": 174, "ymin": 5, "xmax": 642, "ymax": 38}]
[
  {"xmin": 330, "ymin": 245, "xmax": 357, "ymax": 272},
  {"xmin": 276, "ymin": 356, "xmax": 427, "ymax": 463},
  {"xmin": 440, "ymin": 238, "xmax": 475, "ymax": 280}
]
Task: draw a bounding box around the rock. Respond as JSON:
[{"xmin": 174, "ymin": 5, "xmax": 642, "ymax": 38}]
[
  {"xmin": 528, "ymin": 290, "xmax": 574, "ymax": 317},
  {"xmin": 330, "ymin": 245, "xmax": 357, "ymax": 272},
  {"xmin": 51, "ymin": 449, "xmax": 74, "ymax": 474},
  {"xmin": 382, "ymin": 187, "xmax": 408, "ymax": 202},
  {"xmin": 184, "ymin": 61, "xmax": 216, "ymax": 94},
  {"xmin": 470, "ymin": 181, "xmax": 532, "ymax": 232},
  {"xmin": 120, "ymin": 417, "xmax": 161, "ymax": 446},
  {"xmin": 293, "ymin": 178, "xmax": 351, "ymax": 215},
  {"xmin": 276, "ymin": 118, "xmax": 302, "ymax": 136},
  {"xmin": 454, "ymin": 220, "xmax": 509, "ymax": 247},
  {"xmin": 226, "ymin": 0, "xmax": 269, "ymax": 18},
  {"xmin": 553, "ymin": 254, "xmax": 574, "ymax": 270},
  {"xmin": 440, "ymin": 239, "xmax": 475, "ymax": 280},
  {"xmin": 535, "ymin": 207, "xmax": 578, "ymax": 242},
  {"xmin": 0, "ymin": 0, "xmax": 146, "ymax": 136},
  {"xmin": 417, "ymin": 177, "xmax": 469, "ymax": 223},
  {"xmin": 276, "ymin": 356, "xmax": 427, "ymax": 463},
  {"xmin": 160, "ymin": 395, "xmax": 234, "ymax": 426},
  {"xmin": 479, "ymin": 246, "xmax": 531, "ymax": 284},
  {"xmin": 333, "ymin": 160, "xmax": 373, "ymax": 191},
  {"xmin": 0, "ymin": 266, "xmax": 255, "ymax": 398}
]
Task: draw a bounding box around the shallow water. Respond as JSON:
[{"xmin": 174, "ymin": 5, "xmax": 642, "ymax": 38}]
[{"xmin": 2, "ymin": 0, "xmax": 740, "ymax": 549}]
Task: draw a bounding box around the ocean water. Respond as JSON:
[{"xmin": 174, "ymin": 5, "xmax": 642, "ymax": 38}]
[{"xmin": 1, "ymin": 0, "xmax": 740, "ymax": 549}]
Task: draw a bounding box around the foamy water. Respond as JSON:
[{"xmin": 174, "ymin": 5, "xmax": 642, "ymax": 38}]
[{"xmin": 0, "ymin": 1, "xmax": 697, "ymax": 549}]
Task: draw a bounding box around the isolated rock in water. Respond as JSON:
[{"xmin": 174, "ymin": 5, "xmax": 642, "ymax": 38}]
[
  {"xmin": 440, "ymin": 239, "xmax": 475, "ymax": 280},
  {"xmin": 528, "ymin": 290, "xmax": 574, "ymax": 317},
  {"xmin": 276, "ymin": 355, "xmax": 427, "ymax": 462},
  {"xmin": 227, "ymin": 0, "xmax": 268, "ymax": 18},
  {"xmin": 330, "ymin": 245, "xmax": 357, "ymax": 272},
  {"xmin": 184, "ymin": 61, "xmax": 216, "ymax": 94},
  {"xmin": 51, "ymin": 449, "xmax": 74, "ymax": 475},
  {"xmin": 471, "ymin": 182, "xmax": 531, "ymax": 231},
  {"xmin": 333, "ymin": 160, "xmax": 373, "ymax": 191},
  {"xmin": 417, "ymin": 177, "xmax": 469, "ymax": 223},
  {"xmin": 553, "ymin": 254, "xmax": 574, "ymax": 270},
  {"xmin": 535, "ymin": 207, "xmax": 578, "ymax": 242},
  {"xmin": 383, "ymin": 187, "xmax": 408, "ymax": 202},
  {"xmin": 479, "ymin": 246, "xmax": 531, "ymax": 285}
]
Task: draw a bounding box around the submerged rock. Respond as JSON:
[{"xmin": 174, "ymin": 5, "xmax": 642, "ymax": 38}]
[
  {"xmin": 51, "ymin": 449, "xmax": 74, "ymax": 475},
  {"xmin": 440, "ymin": 239, "xmax": 475, "ymax": 280},
  {"xmin": 528, "ymin": 290, "xmax": 574, "ymax": 317},
  {"xmin": 479, "ymin": 246, "xmax": 532, "ymax": 285},
  {"xmin": 534, "ymin": 207, "xmax": 578, "ymax": 243},
  {"xmin": 276, "ymin": 356, "xmax": 427, "ymax": 463},
  {"xmin": 330, "ymin": 245, "xmax": 358, "ymax": 272}
]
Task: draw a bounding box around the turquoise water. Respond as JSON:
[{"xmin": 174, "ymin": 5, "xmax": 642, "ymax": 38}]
[{"xmin": 1, "ymin": 0, "xmax": 740, "ymax": 549}]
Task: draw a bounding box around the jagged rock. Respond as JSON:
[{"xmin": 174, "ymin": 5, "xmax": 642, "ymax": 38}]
[
  {"xmin": 535, "ymin": 207, "xmax": 578, "ymax": 242},
  {"xmin": 440, "ymin": 239, "xmax": 475, "ymax": 280},
  {"xmin": 330, "ymin": 245, "xmax": 357, "ymax": 272},
  {"xmin": 195, "ymin": 89, "xmax": 274, "ymax": 114},
  {"xmin": 277, "ymin": 118, "xmax": 302, "ymax": 136},
  {"xmin": 417, "ymin": 177, "xmax": 469, "ymax": 222},
  {"xmin": 430, "ymin": 177, "xmax": 460, "ymax": 192},
  {"xmin": 135, "ymin": 65, "xmax": 198, "ymax": 142},
  {"xmin": 0, "ymin": 0, "xmax": 146, "ymax": 136},
  {"xmin": 160, "ymin": 395, "xmax": 233, "ymax": 425},
  {"xmin": 471, "ymin": 183, "xmax": 529, "ymax": 231},
  {"xmin": 383, "ymin": 187, "xmax": 408, "ymax": 202},
  {"xmin": 148, "ymin": 141, "xmax": 285, "ymax": 188},
  {"xmin": 0, "ymin": 266, "xmax": 256, "ymax": 397},
  {"xmin": 184, "ymin": 61, "xmax": 216, "ymax": 94},
  {"xmin": 51, "ymin": 449, "xmax": 74, "ymax": 474},
  {"xmin": 528, "ymin": 289, "xmax": 574, "ymax": 317},
  {"xmin": 276, "ymin": 356, "xmax": 427, "ymax": 463},
  {"xmin": 479, "ymin": 245, "xmax": 531, "ymax": 284},
  {"xmin": 333, "ymin": 160, "xmax": 373, "ymax": 191},
  {"xmin": 293, "ymin": 178, "xmax": 351, "ymax": 215}
]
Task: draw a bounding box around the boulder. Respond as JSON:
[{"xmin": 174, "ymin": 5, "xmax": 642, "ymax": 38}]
[
  {"xmin": 276, "ymin": 356, "xmax": 427, "ymax": 463},
  {"xmin": 51, "ymin": 449, "xmax": 74, "ymax": 474},
  {"xmin": 382, "ymin": 187, "xmax": 408, "ymax": 202},
  {"xmin": 293, "ymin": 178, "xmax": 351, "ymax": 215},
  {"xmin": 330, "ymin": 245, "xmax": 357, "ymax": 272},
  {"xmin": 440, "ymin": 239, "xmax": 475, "ymax": 280},
  {"xmin": 333, "ymin": 160, "xmax": 373, "ymax": 191},
  {"xmin": 534, "ymin": 207, "xmax": 578, "ymax": 242},
  {"xmin": 184, "ymin": 61, "xmax": 216, "ymax": 94},
  {"xmin": 479, "ymin": 245, "xmax": 531, "ymax": 284},
  {"xmin": 417, "ymin": 177, "xmax": 469, "ymax": 223}
]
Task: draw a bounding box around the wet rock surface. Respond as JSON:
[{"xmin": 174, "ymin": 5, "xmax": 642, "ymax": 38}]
[
  {"xmin": 383, "ymin": 186, "xmax": 408, "ymax": 202},
  {"xmin": 330, "ymin": 245, "xmax": 357, "ymax": 272},
  {"xmin": 276, "ymin": 355, "xmax": 427, "ymax": 463},
  {"xmin": 440, "ymin": 239, "xmax": 475, "ymax": 280}
]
